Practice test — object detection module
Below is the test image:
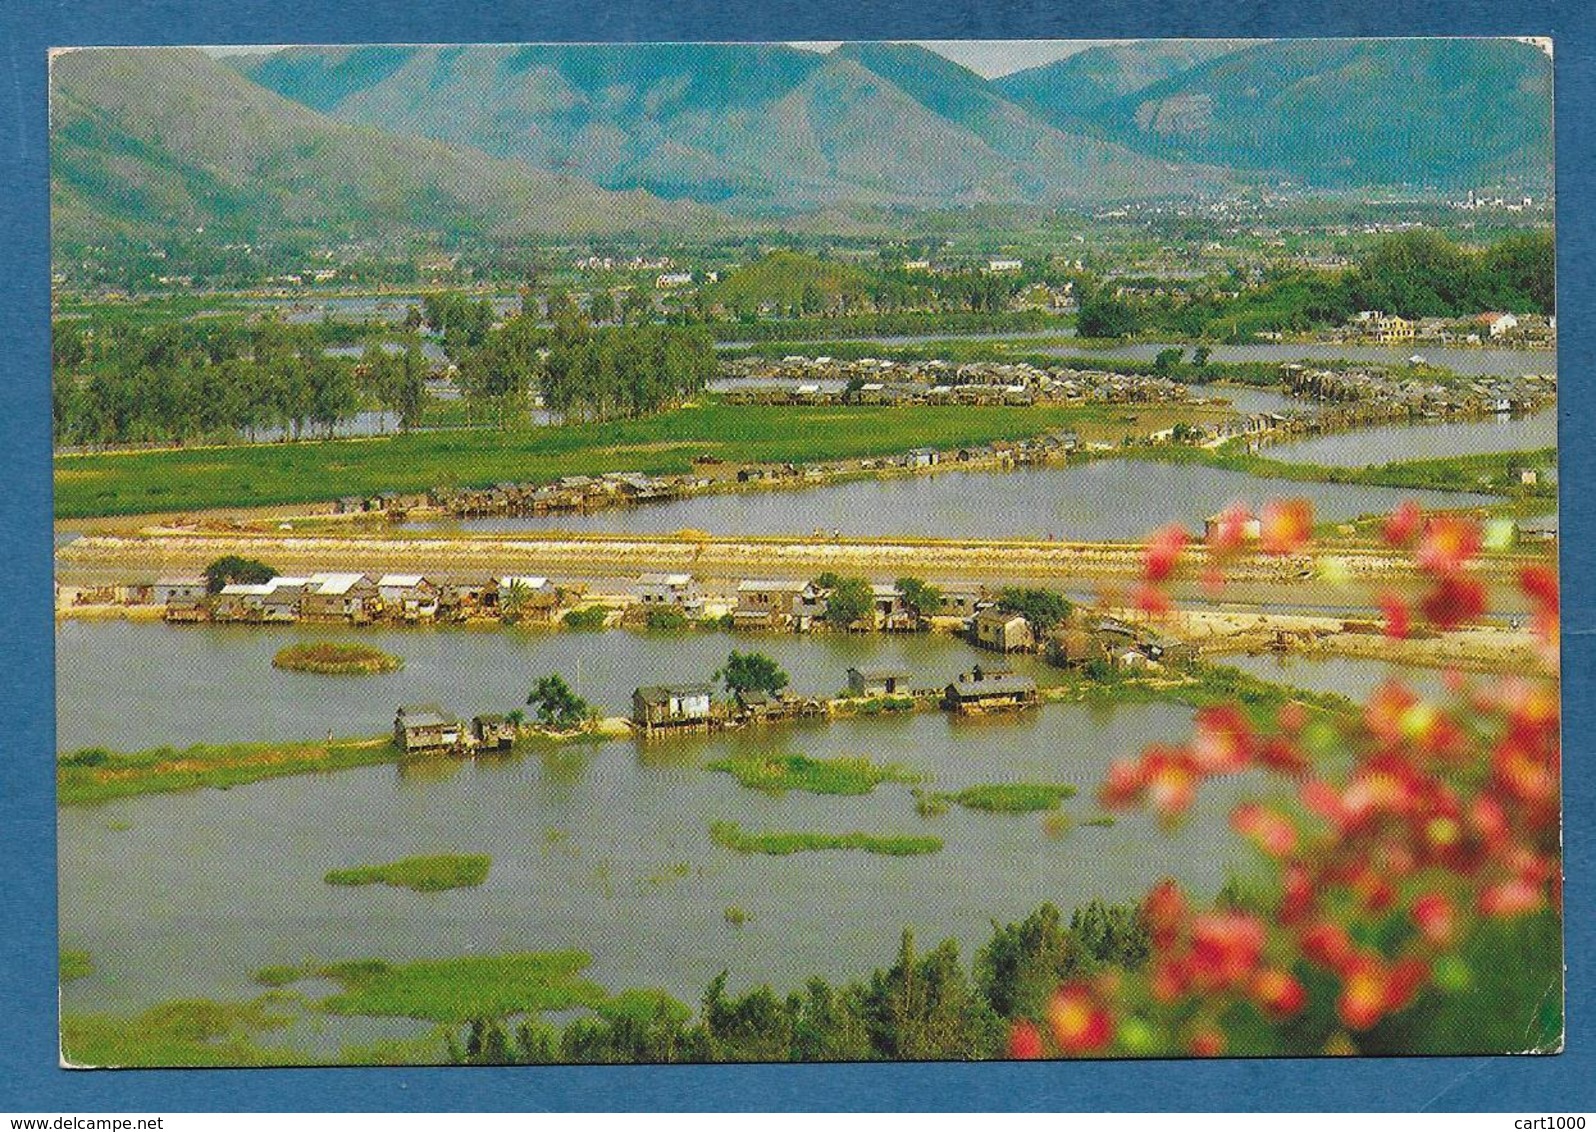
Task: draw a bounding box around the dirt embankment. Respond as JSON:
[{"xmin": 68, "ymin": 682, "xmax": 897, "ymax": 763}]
[
  {"xmin": 1169, "ymin": 608, "xmax": 1548, "ymax": 676},
  {"xmin": 54, "ymin": 527, "xmax": 1537, "ymax": 589}
]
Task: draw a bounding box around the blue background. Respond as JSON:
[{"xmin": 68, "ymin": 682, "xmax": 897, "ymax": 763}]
[{"xmin": 1, "ymin": 0, "xmax": 1589, "ymax": 1112}]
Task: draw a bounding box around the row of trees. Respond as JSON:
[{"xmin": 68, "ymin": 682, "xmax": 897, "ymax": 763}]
[
  {"xmin": 51, "ymin": 318, "xmax": 432, "ymax": 447},
  {"xmin": 454, "ymin": 310, "xmax": 717, "ymax": 427},
  {"xmin": 53, "ymin": 353, "xmax": 359, "ymax": 446},
  {"xmin": 450, "ymin": 900, "xmax": 1149, "ymax": 1064}
]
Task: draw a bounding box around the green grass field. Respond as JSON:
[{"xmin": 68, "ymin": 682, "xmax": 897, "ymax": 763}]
[{"xmin": 55, "ymin": 401, "xmax": 1121, "ymax": 517}]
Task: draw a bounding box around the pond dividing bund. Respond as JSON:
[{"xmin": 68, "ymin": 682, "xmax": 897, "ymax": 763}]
[{"xmin": 406, "ymin": 459, "xmax": 1501, "ymax": 541}]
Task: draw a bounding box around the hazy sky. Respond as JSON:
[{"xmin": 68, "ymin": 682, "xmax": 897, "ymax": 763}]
[
  {"xmin": 793, "ymin": 41, "xmax": 1102, "ymax": 76},
  {"xmin": 203, "ymin": 41, "xmax": 1113, "ymax": 78}
]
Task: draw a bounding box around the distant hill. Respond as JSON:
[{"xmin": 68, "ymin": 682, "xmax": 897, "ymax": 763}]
[
  {"xmin": 832, "ymin": 42, "xmax": 1230, "ymax": 202},
  {"xmin": 706, "ymin": 251, "xmax": 872, "ymax": 310},
  {"xmin": 50, "ymin": 47, "xmax": 730, "ymax": 249},
  {"xmin": 239, "ymin": 43, "xmax": 1233, "ymax": 213},
  {"xmin": 56, "ymin": 41, "xmax": 1554, "ymax": 251},
  {"xmin": 995, "ymin": 41, "xmax": 1249, "ymax": 116},
  {"xmin": 1071, "ymin": 39, "xmax": 1553, "ymax": 190}
]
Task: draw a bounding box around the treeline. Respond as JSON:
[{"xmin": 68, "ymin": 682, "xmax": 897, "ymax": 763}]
[
  {"xmin": 52, "ymin": 296, "xmax": 717, "ymax": 444},
  {"xmin": 1077, "ymin": 230, "xmax": 1554, "ymax": 342},
  {"xmin": 706, "ymin": 309, "xmax": 1065, "ymax": 343},
  {"xmin": 449, "ymin": 900, "xmax": 1149, "ymax": 1065},
  {"xmin": 708, "ymin": 261, "xmax": 1057, "ymax": 323},
  {"xmin": 51, "ymin": 318, "xmax": 435, "ymax": 447},
  {"xmin": 455, "ymin": 306, "xmax": 717, "ymax": 426}
]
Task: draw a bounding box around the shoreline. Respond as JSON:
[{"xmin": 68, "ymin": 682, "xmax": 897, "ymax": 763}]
[{"xmin": 55, "ymin": 590, "xmax": 1550, "ymax": 678}]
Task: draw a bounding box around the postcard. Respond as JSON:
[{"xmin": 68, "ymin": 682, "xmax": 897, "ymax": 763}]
[{"xmin": 50, "ymin": 38, "xmax": 1560, "ymax": 1067}]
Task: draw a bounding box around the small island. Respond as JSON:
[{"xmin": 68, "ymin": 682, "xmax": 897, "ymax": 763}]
[
  {"xmin": 324, "ymin": 853, "xmax": 491, "ymax": 892},
  {"xmin": 273, "ymin": 642, "xmax": 404, "ymax": 675}
]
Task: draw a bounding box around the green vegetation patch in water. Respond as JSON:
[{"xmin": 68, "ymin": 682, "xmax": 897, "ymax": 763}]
[
  {"xmin": 272, "ymin": 641, "xmax": 403, "ymax": 675},
  {"xmin": 943, "ymin": 782, "xmax": 1079, "ymax": 813},
  {"xmin": 706, "ymin": 752, "xmax": 919, "ymax": 796},
  {"xmin": 709, "ymin": 820, "xmax": 941, "ymax": 857},
  {"xmin": 57, "ymin": 735, "xmax": 397, "ymax": 805},
  {"xmin": 324, "ymin": 853, "xmax": 490, "ymax": 892},
  {"xmin": 60, "ymin": 948, "xmax": 93, "ymax": 982},
  {"xmin": 62, "ymin": 996, "xmax": 303, "ymax": 1068},
  {"xmin": 259, "ymin": 951, "xmax": 606, "ymax": 1023}
]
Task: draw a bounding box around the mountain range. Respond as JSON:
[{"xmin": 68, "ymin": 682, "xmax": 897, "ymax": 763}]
[
  {"xmin": 239, "ymin": 42, "xmax": 1229, "ymax": 214},
  {"xmin": 50, "ymin": 47, "xmax": 728, "ymax": 248},
  {"xmin": 50, "ymin": 40, "xmax": 1554, "ymax": 251},
  {"xmin": 1027, "ymin": 39, "xmax": 1554, "ymax": 190}
]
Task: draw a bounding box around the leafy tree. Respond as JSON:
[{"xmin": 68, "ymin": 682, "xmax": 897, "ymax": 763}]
[
  {"xmin": 456, "ymin": 316, "xmax": 540, "ymax": 429},
  {"xmin": 643, "ymin": 606, "xmax": 689, "ymax": 632},
  {"xmin": 387, "ymin": 345, "xmax": 428, "ymax": 431},
  {"xmin": 562, "ymin": 606, "xmax": 608, "ymax": 631},
  {"xmin": 860, "ymin": 930, "xmax": 999, "ymax": 1061},
  {"xmin": 975, "ymin": 903, "xmax": 1083, "ymax": 1020},
  {"xmin": 701, "ymin": 973, "xmax": 795, "ymax": 1063},
  {"xmin": 514, "ymin": 1021, "xmax": 560, "ymax": 1064},
  {"xmin": 895, "ymin": 576, "xmax": 942, "ymax": 616},
  {"xmin": 1153, "ymin": 347, "xmax": 1184, "ymax": 375},
  {"xmin": 1481, "ymin": 230, "xmax": 1555, "ymax": 314},
  {"xmin": 997, "ymin": 587, "xmax": 1073, "ymax": 631},
  {"xmin": 822, "ymin": 576, "xmax": 874, "ymax": 628},
  {"xmin": 1076, "ymin": 289, "xmax": 1142, "ymax": 339},
  {"xmin": 716, "ymin": 650, "xmax": 790, "ymax": 696},
  {"xmin": 203, "ymin": 555, "xmax": 277, "ymax": 594},
  {"xmin": 588, "ymin": 289, "xmax": 617, "ymax": 324},
  {"xmin": 620, "ymin": 287, "xmax": 653, "ymax": 325},
  {"xmin": 790, "ymin": 977, "xmax": 874, "ymax": 1062},
  {"xmin": 1068, "ymin": 898, "xmax": 1151, "ymax": 970},
  {"xmin": 464, "ymin": 1018, "xmax": 513, "ymax": 1065},
  {"xmin": 526, "ymin": 673, "xmax": 590, "ymax": 729},
  {"xmin": 422, "ymin": 292, "xmax": 494, "ymax": 357},
  {"xmin": 499, "ymin": 579, "xmax": 534, "ymax": 623}
]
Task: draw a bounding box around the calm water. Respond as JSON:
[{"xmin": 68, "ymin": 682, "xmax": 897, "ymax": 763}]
[
  {"xmin": 409, "ymin": 461, "xmax": 1499, "ymax": 541},
  {"xmin": 252, "ymin": 409, "xmax": 402, "ymax": 443},
  {"xmin": 1218, "ymin": 652, "xmax": 1454, "ymax": 703},
  {"xmin": 56, "ymin": 620, "xmax": 1260, "ymax": 1042},
  {"xmin": 246, "ymin": 295, "xmax": 522, "ymax": 325},
  {"xmin": 55, "ymin": 622, "xmax": 1047, "ymax": 752},
  {"xmin": 1186, "ymin": 384, "xmax": 1303, "ymax": 415},
  {"xmin": 53, "ymin": 622, "xmax": 1477, "ymax": 1052},
  {"xmin": 1264, "ymin": 408, "xmax": 1558, "ymax": 467}
]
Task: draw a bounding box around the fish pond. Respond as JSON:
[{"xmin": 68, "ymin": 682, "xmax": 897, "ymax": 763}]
[{"xmin": 407, "ymin": 459, "xmax": 1499, "ymax": 541}]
